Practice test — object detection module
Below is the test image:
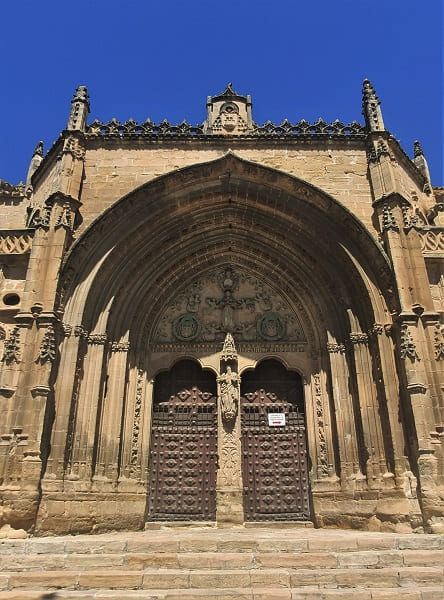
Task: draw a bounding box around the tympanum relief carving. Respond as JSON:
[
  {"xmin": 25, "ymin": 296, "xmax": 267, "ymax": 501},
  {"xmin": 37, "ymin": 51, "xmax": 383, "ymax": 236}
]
[{"xmin": 154, "ymin": 266, "xmax": 306, "ymax": 345}]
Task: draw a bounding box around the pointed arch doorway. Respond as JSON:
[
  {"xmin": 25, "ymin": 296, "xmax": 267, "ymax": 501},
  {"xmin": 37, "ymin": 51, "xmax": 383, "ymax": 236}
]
[
  {"xmin": 148, "ymin": 360, "xmax": 218, "ymax": 521},
  {"xmin": 241, "ymin": 360, "xmax": 310, "ymax": 521}
]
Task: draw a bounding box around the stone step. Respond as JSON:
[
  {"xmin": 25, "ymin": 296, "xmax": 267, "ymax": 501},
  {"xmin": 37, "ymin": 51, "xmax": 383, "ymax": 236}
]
[
  {"xmin": 2, "ymin": 566, "xmax": 443, "ymax": 590},
  {"xmin": 0, "ymin": 528, "xmax": 442, "ymax": 598},
  {"xmin": 1, "ymin": 531, "xmax": 443, "ymax": 556},
  {"xmin": 0, "ymin": 588, "xmax": 443, "ymax": 599},
  {"xmin": 1, "ymin": 549, "xmax": 443, "ymax": 571}
]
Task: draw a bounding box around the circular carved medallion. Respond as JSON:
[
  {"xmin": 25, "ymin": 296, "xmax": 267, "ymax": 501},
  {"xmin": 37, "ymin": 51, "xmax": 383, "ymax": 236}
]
[
  {"xmin": 257, "ymin": 312, "xmax": 285, "ymax": 341},
  {"xmin": 173, "ymin": 314, "xmax": 201, "ymax": 341}
]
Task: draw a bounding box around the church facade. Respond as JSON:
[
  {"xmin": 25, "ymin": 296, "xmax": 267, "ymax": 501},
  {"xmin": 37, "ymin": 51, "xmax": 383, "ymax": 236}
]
[{"xmin": 0, "ymin": 83, "xmax": 443, "ymax": 535}]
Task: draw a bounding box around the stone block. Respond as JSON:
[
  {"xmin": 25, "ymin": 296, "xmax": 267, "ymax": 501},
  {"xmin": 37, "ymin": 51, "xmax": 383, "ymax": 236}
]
[
  {"xmin": 253, "ymin": 590, "xmax": 292, "ymax": 599},
  {"xmin": 8, "ymin": 571, "xmax": 78, "ymax": 589},
  {"xmin": 65, "ymin": 553, "xmax": 125, "ymax": 568},
  {"xmin": 289, "ymin": 569, "xmax": 335, "ymax": 586},
  {"xmin": 402, "ymin": 550, "xmax": 444, "ymax": 566},
  {"xmin": 25, "ymin": 539, "xmax": 65, "ymax": 554},
  {"xmin": 179, "ymin": 538, "xmax": 218, "ymax": 552},
  {"xmin": 78, "ymin": 571, "xmax": 143, "ymax": 589},
  {"xmin": 370, "ymin": 590, "xmax": 421, "ymax": 599},
  {"xmin": 0, "ymin": 553, "xmax": 64, "ymax": 571},
  {"xmin": 165, "ymin": 592, "xmax": 253, "ymax": 600},
  {"xmin": 334, "ymin": 568, "xmax": 398, "ymax": 587},
  {"xmin": 398, "ymin": 567, "xmax": 444, "ymax": 586},
  {"xmin": 256, "ymin": 539, "xmax": 308, "ymax": 552},
  {"xmin": 178, "ymin": 551, "xmax": 252, "ymax": 569},
  {"xmin": 398, "ymin": 536, "xmax": 444, "ymax": 550},
  {"xmin": 0, "ymin": 540, "xmax": 25, "ymax": 555},
  {"xmin": 256, "ymin": 552, "xmax": 337, "ymax": 568},
  {"xmin": 142, "ymin": 570, "xmax": 190, "ymax": 589},
  {"xmin": 251, "ymin": 569, "xmax": 291, "ymax": 587},
  {"xmin": 127, "ymin": 538, "xmax": 179, "ymax": 553},
  {"xmin": 125, "ymin": 552, "xmax": 179, "ymax": 568},
  {"xmin": 189, "ymin": 570, "xmax": 251, "ymax": 588},
  {"xmin": 336, "ymin": 550, "xmax": 401, "ymax": 568}
]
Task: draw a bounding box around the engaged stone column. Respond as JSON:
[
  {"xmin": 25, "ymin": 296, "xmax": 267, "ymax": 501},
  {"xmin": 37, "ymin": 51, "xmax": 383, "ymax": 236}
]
[{"xmin": 216, "ymin": 334, "xmax": 244, "ymax": 524}]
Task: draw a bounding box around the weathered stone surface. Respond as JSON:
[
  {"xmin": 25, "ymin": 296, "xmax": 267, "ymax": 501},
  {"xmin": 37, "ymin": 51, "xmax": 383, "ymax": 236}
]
[{"xmin": 1, "ymin": 83, "xmax": 444, "ymax": 543}]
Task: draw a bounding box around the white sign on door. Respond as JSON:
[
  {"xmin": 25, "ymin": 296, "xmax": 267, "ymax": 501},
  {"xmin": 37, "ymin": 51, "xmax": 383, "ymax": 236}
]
[{"xmin": 268, "ymin": 413, "xmax": 286, "ymax": 427}]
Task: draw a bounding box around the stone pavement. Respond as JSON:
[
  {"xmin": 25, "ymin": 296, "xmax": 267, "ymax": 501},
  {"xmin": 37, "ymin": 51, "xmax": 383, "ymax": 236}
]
[{"xmin": 0, "ymin": 526, "xmax": 442, "ymax": 599}]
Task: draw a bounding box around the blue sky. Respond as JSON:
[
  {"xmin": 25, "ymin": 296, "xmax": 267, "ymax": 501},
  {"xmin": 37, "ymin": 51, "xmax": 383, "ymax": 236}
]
[{"xmin": 1, "ymin": 0, "xmax": 442, "ymax": 185}]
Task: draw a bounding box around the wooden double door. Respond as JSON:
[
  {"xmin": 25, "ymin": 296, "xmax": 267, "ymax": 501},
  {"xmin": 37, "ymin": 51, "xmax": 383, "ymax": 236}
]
[
  {"xmin": 148, "ymin": 359, "xmax": 310, "ymax": 522},
  {"xmin": 240, "ymin": 360, "xmax": 310, "ymax": 521}
]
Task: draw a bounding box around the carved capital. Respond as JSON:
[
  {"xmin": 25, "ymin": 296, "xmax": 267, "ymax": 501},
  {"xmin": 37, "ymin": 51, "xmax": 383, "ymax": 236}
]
[
  {"xmin": 61, "ymin": 322, "xmax": 72, "ymax": 337},
  {"xmin": 88, "ymin": 333, "xmax": 107, "ymax": 345},
  {"xmin": 74, "ymin": 325, "xmax": 88, "ymax": 339},
  {"xmin": 407, "ymin": 382, "xmax": 427, "ymax": 395},
  {"xmin": 369, "ymin": 323, "xmax": 384, "ymax": 336},
  {"xmin": 349, "ymin": 332, "xmax": 368, "ymax": 345},
  {"xmin": 111, "ymin": 341, "xmax": 130, "ymax": 352},
  {"xmin": 30, "ymin": 385, "xmax": 51, "ymax": 399},
  {"xmin": 326, "ymin": 342, "xmax": 346, "ymax": 354}
]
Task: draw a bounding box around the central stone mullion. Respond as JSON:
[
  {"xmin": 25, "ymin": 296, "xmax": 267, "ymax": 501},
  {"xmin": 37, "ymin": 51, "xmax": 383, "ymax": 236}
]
[{"xmin": 215, "ymin": 334, "xmax": 244, "ymax": 524}]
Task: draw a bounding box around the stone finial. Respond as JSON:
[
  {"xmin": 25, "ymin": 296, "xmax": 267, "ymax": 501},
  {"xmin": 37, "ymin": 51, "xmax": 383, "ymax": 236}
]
[
  {"xmin": 221, "ymin": 332, "xmax": 237, "ymax": 361},
  {"xmin": 414, "ymin": 140, "xmax": 424, "ymax": 157},
  {"xmin": 25, "ymin": 141, "xmax": 44, "ymax": 187},
  {"xmin": 413, "ymin": 140, "xmax": 431, "ymax": 185},
  {"xmin": 67, "ymin": 85, "xmax": 90, "ymax": 131},
  {"xmin": 362, "ymin": 78, "xmax": 385, "ymax": 132}
]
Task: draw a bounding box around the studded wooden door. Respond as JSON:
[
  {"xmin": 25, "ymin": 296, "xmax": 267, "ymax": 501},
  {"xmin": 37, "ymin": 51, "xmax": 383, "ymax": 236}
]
[
  {"xmin": 148, "ymin": 360, "xmax": 217, "ymax": 521},
  {"xmin": 241, "ymin": 360, "xmax": 310, "ymax": 521}
]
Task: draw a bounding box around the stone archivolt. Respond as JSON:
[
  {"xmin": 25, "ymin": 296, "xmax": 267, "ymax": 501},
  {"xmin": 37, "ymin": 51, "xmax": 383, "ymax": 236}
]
[{"xmin": 0, "ymin": 83, "xmax": 443, "ymax": 536}]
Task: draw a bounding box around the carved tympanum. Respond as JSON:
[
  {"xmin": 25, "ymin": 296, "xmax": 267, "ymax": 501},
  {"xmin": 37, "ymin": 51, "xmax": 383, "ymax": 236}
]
[{"xmin": 154, "ymin": 266, "xmax": 306, "ymax": 344}]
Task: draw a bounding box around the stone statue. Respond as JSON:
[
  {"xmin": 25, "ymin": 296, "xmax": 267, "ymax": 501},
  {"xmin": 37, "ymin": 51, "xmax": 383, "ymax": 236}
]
[{"xmin": 218, "ymin": 365, "xmax": 240, "ymax": 422}]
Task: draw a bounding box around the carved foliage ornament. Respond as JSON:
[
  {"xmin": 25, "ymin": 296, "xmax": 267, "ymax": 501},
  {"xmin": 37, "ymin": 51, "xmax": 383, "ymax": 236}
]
[
  {"xmin": 155, "ymin": 266, "xmax": 306, "ymax": 344},
  {"xmin": 36, "ymin": 326, "xmax": 56, "ymax": 363},
  {"xmin": 314, "ymin": 374, "xmax": 328, "ymax": 478},
  {"xmin": 400, "ymin": 324, "xmax": 420, "ymax": 361},
  {"xmin": 1, "ymin": 327, "xmax": 20, "ymax": 364},
  {"xmin": 382, "ymin": 204, "xmax": 398, "ymax": 232},
  {"xmin": 434, "ymin": 325, "xmax": 444, "ymax": 361}
]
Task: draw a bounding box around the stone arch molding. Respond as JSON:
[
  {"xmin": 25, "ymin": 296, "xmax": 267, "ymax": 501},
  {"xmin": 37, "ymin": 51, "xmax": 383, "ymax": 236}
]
[
  {"xmin": 58, "ymin": 151, "xmax": 393, "ymax": 347},
  {"xmin": 36, "ymin": 151, "xmax": 422, "ymax": 533}
]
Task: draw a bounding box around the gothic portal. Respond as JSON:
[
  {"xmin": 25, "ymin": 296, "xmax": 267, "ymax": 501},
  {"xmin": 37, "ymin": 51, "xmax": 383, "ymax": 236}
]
[{"xmin": 0, "ymin": 83, "xmax": 443, "ymax": 535}]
